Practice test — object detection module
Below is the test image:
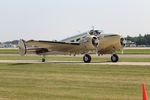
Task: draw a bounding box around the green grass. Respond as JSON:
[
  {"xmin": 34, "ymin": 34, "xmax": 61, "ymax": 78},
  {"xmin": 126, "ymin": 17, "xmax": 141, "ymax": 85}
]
[
  {"xmin": 0, "ymin": 48, "xmax": 150, "ymax": 54},
  {"xmin": 117, "ymin": 49, "xmax": 150, "ymax": 54},
  {"xmin": 0, "ymin": 48, "xmax": 18, "ymax": 54},
  {"xmin": 0, "ymin": 63, "xmax": 149, "ymax": 100},
  {"xmin": 0, "ymin": 55, "xmax": 150, "ymax": 62},
  {"xmin": 0, "ymin": 48, "xmax": 149, "ymax": 100}
]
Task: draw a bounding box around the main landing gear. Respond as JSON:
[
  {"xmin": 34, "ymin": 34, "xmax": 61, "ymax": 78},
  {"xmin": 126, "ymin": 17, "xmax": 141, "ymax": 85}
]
[
  {"xmin": 111, "ymin": 54, "xmax": 119, "ymax": 62},
  {"xmin": 83, "ymin": 54, "xmax": 119, "ymax": 63},
  {"xmin": 83, "ymin": 54, "xmax": 91, "ymax": 63},
  {"xmin": 41, "ymin": 54, "xmax": 119, "ymax": 63}
]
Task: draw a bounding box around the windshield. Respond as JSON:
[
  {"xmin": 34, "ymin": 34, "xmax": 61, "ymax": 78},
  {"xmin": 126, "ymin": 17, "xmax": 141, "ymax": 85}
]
[{"xmin": 89, "ymin": 30, "xmax": 102, "ymax": 36}]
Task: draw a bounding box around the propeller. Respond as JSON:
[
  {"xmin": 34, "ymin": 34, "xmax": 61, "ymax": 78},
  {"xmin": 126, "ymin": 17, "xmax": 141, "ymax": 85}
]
[
  {"xmin": 89, "ymin": 29, "xmax": 101, "ymax": 55},
  {"xmin": 90, "ymin": 31, "xmax": 100, "ymax": 55}
]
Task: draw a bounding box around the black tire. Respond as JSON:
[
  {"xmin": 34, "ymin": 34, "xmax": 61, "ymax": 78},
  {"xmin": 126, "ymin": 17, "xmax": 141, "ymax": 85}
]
[
  {"xmin": 111, "ymin": 54, "xmax": 119, "ymax": 62},
  {"xmin": 42, "ymin": 58, "xmax": 46, "ymax": 62},
  {"xmin": 83, "ymin": 54, "xmax": 92, "ymax": 63}
]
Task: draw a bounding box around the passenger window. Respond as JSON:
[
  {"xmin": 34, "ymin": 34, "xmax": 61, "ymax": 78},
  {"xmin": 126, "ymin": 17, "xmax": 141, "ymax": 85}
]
[
  {"xmin": 76, "ymin": 38, "xmax": 80, "ymax": 42},
  {"xmin": 71, "ymin": 40, "xmax": 74, "ymax": 42}
]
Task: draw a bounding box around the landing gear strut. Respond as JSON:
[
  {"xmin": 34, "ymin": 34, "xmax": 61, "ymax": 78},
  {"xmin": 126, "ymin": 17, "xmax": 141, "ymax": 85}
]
[
  {"xmin": 111, "ymin": 54, "xmax": 119, "ymax": 62},
  {"xmin": 83, "ymin": 54, "xmax": 91, "ymax": 63}
]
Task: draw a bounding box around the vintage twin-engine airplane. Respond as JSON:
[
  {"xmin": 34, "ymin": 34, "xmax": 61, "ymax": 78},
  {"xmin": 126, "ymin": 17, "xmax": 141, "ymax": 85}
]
[{"xmin": 18, "ymin": 29, "xmax": 125, "ymax": 63}]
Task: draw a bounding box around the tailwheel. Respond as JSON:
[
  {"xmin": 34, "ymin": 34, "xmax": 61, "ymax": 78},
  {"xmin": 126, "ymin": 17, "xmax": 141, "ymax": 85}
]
[
  {"xmin": 83, "ymin": 54, "xmax": 91, "ymax": 63},
  {"xmin": 111, "ymin": 54, "xmax": 119, "ymax": 62},
  {"xmin": 42, "ymin": 58, "xmax": 46, "ymax": 62},
  {"xmin": 42, "ymin": 55, "xmax": 46, "ymax": 62}
]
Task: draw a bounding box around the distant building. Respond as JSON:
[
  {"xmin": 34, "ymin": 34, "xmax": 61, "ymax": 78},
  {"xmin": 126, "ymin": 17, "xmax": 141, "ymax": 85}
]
[
  {"xmin": 0, "ymin": 43, "xmax": 17, "ymax": 48},
  {"xmin": 0, "ymin": 40, "xmax": 18, "ymax": 48},
  {"xmin": 125, "ymin": 40, "xmax": 136, "ymax": 47},
  {"xmin": 0, "ymin": 43, "xmax": 3, "ymax": 48}
]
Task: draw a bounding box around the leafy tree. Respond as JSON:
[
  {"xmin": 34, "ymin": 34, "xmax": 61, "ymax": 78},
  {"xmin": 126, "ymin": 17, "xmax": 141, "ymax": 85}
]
[{"xmin": 126, "ymin": 34, "xmax": 150, "ymax": 46}]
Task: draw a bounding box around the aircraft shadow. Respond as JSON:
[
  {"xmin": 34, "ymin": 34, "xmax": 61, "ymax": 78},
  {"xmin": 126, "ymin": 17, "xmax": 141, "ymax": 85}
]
[
  {"xmin": 5, "ymin": 60, "xmax": 112, "ymax": 65},
  {"xmin": 45, "ymin": 60, "xmax": 111, "ymax": 64},
  {"xmin": 8, "ymin": 63, "xmax": 32, "ymax": 66}
]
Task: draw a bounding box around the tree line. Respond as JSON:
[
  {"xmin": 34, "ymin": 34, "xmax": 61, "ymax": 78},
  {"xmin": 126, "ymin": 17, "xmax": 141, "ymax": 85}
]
[
  {"xmin": 1, "ymin": 34, "xmax": 150, "ymax": 46},
  {"xmin": 0, "ymin": 40, "xmax": 19, "ymax": 45},
  {"xmin": 126, "ymin": 34, "xmax": 150, "ymax": 46}
]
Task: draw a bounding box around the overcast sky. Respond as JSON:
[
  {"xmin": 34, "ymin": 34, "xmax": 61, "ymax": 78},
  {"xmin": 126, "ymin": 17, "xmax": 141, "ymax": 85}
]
[{"xmin": 0, "ymin": 0, "xmax": 150, "ymax": 42}]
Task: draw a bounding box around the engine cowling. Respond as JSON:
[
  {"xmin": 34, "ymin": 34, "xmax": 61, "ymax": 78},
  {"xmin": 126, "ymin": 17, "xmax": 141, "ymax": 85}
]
[
  {"xmin": 120, "ymin": 38, "xmax": 126, "ymax": 47},
  {"xmin": 91, "ymin": 36, "xmax": 101, "ymax": 55},
  {"xmin": 120, "ymin": 37, "xmax": 126, "ymax": 54},
  {"xmin": 92, "ymin": 36, "xmax": 99, "ymax": 47}
]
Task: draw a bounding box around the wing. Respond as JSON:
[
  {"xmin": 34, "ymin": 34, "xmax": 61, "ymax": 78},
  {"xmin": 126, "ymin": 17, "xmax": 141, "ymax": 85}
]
[
  {"xmin": 18, "ymin": 38, "xmax": 96, "ymax": 55},
  {"xmin": 26, "ymin": 40, "xmax": 80, "ymax": 52},
  {"xmin": 18, "ymin": 39, "xmax": 93, "ymax": 55}
]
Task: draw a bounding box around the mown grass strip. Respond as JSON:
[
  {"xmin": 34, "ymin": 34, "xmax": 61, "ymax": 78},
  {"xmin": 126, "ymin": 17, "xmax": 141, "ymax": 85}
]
[
  {"xmin": 117, "ymin": 49, "xmax": 150, "ymax": 54},
  {"xmin": 0, "ymin": 48, "xmax": 150, "ymax": 54},
  {"xmin": 0, "ymin": 55, "xmax": 150, "ymax": 62},
  {"xmin": 0, "ymin": 63, "xmax": 149, "ymax": 100},
  {"xmin": 0, "ymin": 49, "xmax": 18, "ymax": 54}
]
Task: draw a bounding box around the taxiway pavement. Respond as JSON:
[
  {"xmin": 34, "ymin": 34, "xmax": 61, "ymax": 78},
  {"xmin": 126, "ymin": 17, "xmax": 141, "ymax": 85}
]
[
  {"xmin": 0, "ymin": 60, "xmax": 150, "ymax": 66},
  {"xmin": 0, "ymin": 54, "xmax": 150, "ymax": 58}
]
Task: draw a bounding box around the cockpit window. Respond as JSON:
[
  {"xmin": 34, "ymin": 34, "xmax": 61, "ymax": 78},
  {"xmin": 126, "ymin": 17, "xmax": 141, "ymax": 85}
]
[{"xmin": 89, "ymin": 30, "xmax": 102, "ymax": 36}]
